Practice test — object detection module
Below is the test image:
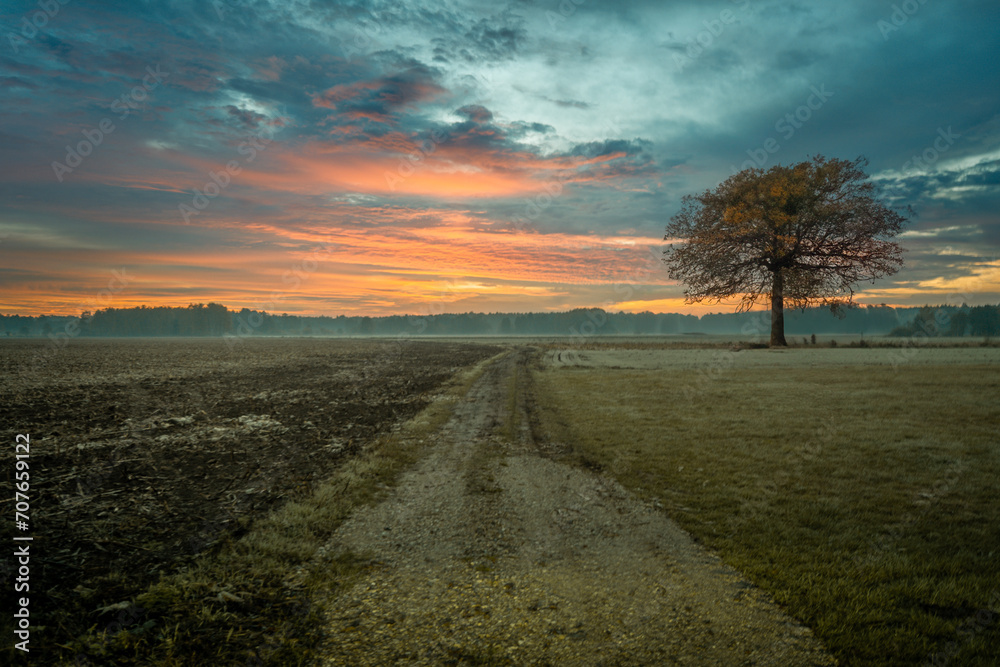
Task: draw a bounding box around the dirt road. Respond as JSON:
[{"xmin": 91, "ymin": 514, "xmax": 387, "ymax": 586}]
[{"xmin": 317, "ymin": 349, "xmax": 836, "ymax": 665}]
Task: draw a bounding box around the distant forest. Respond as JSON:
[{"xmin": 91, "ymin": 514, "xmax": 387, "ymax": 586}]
[{"xmin": 3, "ymin": 303, "xmax": 999, "ymax": 340}]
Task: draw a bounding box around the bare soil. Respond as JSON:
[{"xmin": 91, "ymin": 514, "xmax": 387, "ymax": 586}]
[
  {"xmin": 315, "ymin": 349, "xmax": 836, "ymax": 665},
  {"xmin": 0, "ymin": 338, "xmax": 499, "ymax": 664}
]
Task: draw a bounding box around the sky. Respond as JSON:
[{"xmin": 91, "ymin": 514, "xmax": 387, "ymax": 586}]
[{"xmin": 1, "ymin": 0, "xmax": 999, "ymax": 318}]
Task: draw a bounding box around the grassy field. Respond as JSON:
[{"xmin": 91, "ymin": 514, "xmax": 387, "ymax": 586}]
[{"xmin": 531, "ymin": 347, "xmax": 1000, "ymax": 666}]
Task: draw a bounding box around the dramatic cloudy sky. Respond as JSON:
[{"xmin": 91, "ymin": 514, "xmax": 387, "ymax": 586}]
[{"xmin": 2, "ymin": 0, "xmax": 999, "ymax": 317}]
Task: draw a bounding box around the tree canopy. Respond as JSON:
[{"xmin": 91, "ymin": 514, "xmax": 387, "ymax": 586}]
[{"xmin": 663, "ymin": 156, "xmax": 907, "ymax": 346}]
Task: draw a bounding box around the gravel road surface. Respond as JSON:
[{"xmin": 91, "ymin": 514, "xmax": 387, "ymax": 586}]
[{"xmin": 317, "ymin": 349, "xmax": 836, "ymax": 665}]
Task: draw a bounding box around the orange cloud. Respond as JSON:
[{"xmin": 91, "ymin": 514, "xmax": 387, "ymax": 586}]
[
  {"xmin": 608, "ymin": 297, "xmax": 763, "ymax": 316},
  {"xmin": 145, "ymin": 135, "xmax": 637, "ymax": 201}
]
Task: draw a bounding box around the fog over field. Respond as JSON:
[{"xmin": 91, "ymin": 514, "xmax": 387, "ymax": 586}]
[{"xmin": 545, "ymin": 346, "xmax": 1000, "ymax": 369}]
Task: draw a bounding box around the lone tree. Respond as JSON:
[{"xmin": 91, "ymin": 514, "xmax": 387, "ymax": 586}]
[{"xmin": 663, "ymin": 156, "xmax": 907, "ymax": 347}]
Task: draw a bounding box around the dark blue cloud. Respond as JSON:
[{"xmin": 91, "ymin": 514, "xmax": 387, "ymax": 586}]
[
  {"xmin": 455, "ymin": 104, "xmax": 493, "ymax": 123},
  {"xmin": 313, "ymin": 62, "xmax": 446, "ymax": 124}
]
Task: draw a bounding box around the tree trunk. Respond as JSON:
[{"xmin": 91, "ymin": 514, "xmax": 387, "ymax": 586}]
[{"xmin": 770, "ymin": 269, "xmax": 787, "ymax": 347}]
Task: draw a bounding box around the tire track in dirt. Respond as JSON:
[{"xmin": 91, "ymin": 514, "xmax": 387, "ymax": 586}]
[{"xmin": 316, "ymin": 348, "xmax": 836, "ymax": 665}]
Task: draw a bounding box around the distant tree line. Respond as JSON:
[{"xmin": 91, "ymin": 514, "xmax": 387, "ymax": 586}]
[
  {"xmin": 1, "ymin": 302, "xmax": 998, "ymax": 339},
  {"xmin": 888, "ymin": 305, "xmax": 1000, "ymax": 338}
]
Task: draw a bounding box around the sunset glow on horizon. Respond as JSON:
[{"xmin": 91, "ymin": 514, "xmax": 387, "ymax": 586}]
[{"xmin": 2, "ymin": 1, "xmax": 999, "ymax": 318}]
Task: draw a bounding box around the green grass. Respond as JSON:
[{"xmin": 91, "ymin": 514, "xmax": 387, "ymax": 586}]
[
  {"xmin": 57, "ymin": 352, "xmax": 504, "ymax": 666},
  {"xmin": 532, "ymin": 356, "xmax": 1000, "ymax": 666}
]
